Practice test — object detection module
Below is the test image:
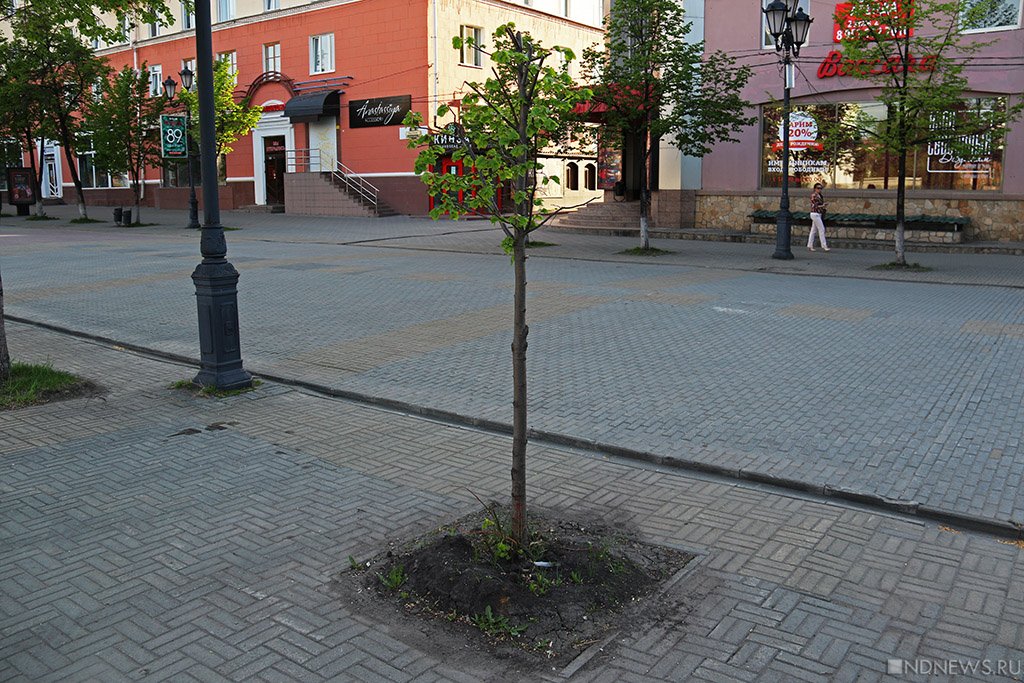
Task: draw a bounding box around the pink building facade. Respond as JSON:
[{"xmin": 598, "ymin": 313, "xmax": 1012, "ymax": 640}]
[{"xmin": 657, "ymin": 0, "xmax": 1024, "ymax": 242}]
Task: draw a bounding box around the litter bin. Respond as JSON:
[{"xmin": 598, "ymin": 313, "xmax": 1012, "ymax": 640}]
[
  {"xmin": 113, "ymin": 207, "xmax": 123, "ymax": 225},
  {"xmin": 122, "ymin": 208, "xmax": 132, "ymax": 226}
]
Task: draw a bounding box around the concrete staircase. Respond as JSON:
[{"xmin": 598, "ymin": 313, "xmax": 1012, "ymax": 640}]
[
  {"xmin": 549, "ymin": 200, "xmax": 640, "ymax": 234},
  {"xmin": 283, "ymin": 172, "xmax": 397, "ymax": 218}
]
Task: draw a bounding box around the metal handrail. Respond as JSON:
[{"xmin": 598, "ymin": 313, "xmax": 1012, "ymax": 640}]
[
  {"xmin": 331, "ymin": 161, "xmax": 379, "ymax": 213},
  {"xmin": 286, "ymin": 148, "xmax": 321, "ymax": 173}
]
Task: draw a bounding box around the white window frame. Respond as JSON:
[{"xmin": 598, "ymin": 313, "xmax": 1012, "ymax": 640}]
[
  {"xmin": 182, "ymin": 57, "xmax": 196, "ymax": 77},
  {"xmin": 182, "ymin": 1, "xmax": 194, "ymax": 29},
  {"xmin": 459, "ymin": 25, "xmax": 483, "ymax": 67},
  {"xmin": 148, "ymin": 22, "xmax": 159, "ymax": 38},
  {"xmin": 217, "ymin": 50, "xmax": 238, "ymax": 77},
  {"xmin": 761, "ymin": 11, "xmax": 813, "ymax": 50},
  {"xmin": 309, "ymin": 33, "xmax": 335, "ymax": 74},
  {"xmin": 263, "ymin": 42, "xmax": 281, "ymax": 73},
  {"xmin": 265, "ymin": 0, "xmax": 280, "ymax": 10},
  {"xmin": 960, "ymin": 0, "xmax": 1022, "ymax": 32},
  {"xmin": 149, "ymin": 64, "xmax": 163, "ymax": 96},
  {"xmin": 217, "ymin": 0, "xmax": 235, "ymax": 22}
]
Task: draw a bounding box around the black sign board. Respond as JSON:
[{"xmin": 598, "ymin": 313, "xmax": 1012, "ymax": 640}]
[
  {"xmin": 432, "ymin": 123, "xmax": 470, "ymax": 152},
  {"xmin": 349, "ymin": 95, "xmax": 412, "ymax": 128},
  {"xmin": 6, "ymin": 167, "xmax": 36, "ymax": 206}
]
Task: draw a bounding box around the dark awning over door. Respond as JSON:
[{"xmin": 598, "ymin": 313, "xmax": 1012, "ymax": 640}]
[{"xmin": 284, "ymin": 90, "xmax": 341, "ymax": 123}]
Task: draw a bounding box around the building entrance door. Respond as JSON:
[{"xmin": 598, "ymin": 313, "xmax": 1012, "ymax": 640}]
[
  {"xmin": 264, "ymin": 135, "xmax": 286, "ymax": 205},
  {"xmin": 43, "ymin": 153, "xmax": 60, "ymax": 198}
]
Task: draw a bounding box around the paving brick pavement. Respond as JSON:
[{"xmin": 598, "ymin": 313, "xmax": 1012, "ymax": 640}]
[
  {"xmin": 3, "ymin": 323, "xmax": 1024, "ymax": 681},
  {"xmin": 3, "ymin": 206, "xmax": 1024, "ymax": 530}
]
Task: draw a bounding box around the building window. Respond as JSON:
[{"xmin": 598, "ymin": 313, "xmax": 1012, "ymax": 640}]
[
  {"xmin": 149, "ymin": 64, "xmax": 163, "ymax": 96},
  {"xmin": 77, "ymin": 138, "xmax": 128, "ymax": 189},
  {"xmin": 0, "ymin": 140, "xmax": 22, "ymax": 190},
  {"xmin": 182, "ymin": 1, "xmax": 194, "ymax": 29},
  {"xmin": 182, "ymin": 57, "xmax": 196, "ymax": 77},
  {"xmin": 263, "ymin": 42, "xmax": 281, "ymax": 73},
  {"xmin": 310, "ymin": 33, "xmax": 334, "ymax": 74},
  {"xmin": 459, "ymin": 25, "xmax": 483, "ymax": 66},
  {"xmin": 217, "ymin": 50, "xmax": 237, "ymax": 76},
  {"xmin": 961, "ymin": 0, "xmax": 1021, "ymax": 31},
  {"xmin": 217, "ymin": 0, "xmax": 235, "ymax": 22},
  {"xmin": 759, "ymin": 100, "xmax": 1006, "ymax": 192},
  {"xmin": 148, "ymin": 22, "xmax": 159, "ymax": 38},
  {"xmin": 584, "ymin": 163, "xmax": 596, "ymax": 190},
  {"xmin": 265, "ymin": 0, "xmax": 280, "ymax": 9}
]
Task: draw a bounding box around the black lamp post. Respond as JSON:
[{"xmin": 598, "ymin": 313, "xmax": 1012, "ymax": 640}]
[
  {"xmin": 178, "ymin": 66, "xmax": 201, "ymax": 230},
  {"xmin": 764, "ymin": 0, "xmax": 813, "ymax": 260},
  {"xmin": 188, "ymin": 0, "xmax": 251, "ymax": 390}
]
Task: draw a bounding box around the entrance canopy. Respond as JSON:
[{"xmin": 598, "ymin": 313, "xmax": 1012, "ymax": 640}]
[{"xmin": 284, "ymin": 90, "xmax": 341, "ymax": 123}]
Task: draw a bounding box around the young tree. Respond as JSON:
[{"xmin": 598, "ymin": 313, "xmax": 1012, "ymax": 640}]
[
  {"xmin": 581, "ymin": 0, "xmax": 754, "ymax": 249},
  {"xmin": 0, "ymin": 267, "xmax": 10, "ymax": 382},
  {"xmin": 86, "ymin": 65, "xmax": 167, "ymax": 224},
  {"xmin": 11, "ymin": 10, "xmax": 109, "ymax": 219},
  {"xmin": 404, "ymin": 25, "xmax": 587, "ymax": 546},
  {"xmin": 177, "ymin": 59, "xmax": 263, "ymax": 165},
  {"xmin": 835, "ymin": 0, "xmax": 1023, "ymax": 264}
]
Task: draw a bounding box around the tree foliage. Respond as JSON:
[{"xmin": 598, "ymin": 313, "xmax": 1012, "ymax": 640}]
[
  {"xmin": 177, "ymin": 59, "xmax": 263, "ymax": 161},
  {"xmin": 581, "ymin": 0, "xmax": 754, "ymax": 248},
  {"xmin": 836, "ymin": 0, "xmax": 1023, "ymax": 263},
  {"xmin": 86, "ymin": 64, "xmax": 168, "ymax": 223},
  {"xmin": 404, "ymin": 25, "xmax": 588, "ymax": 546}
]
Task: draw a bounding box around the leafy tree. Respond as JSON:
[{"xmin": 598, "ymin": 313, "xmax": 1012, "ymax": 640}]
[
  {"xmin": 86, "ymin": 64, "xmax": 167, "ymax": 224},
  {"xmin": 0, "ymin": 35, "xmax": 58, "ymax": 217},
  {"xmin": 404, "ymin": 25, "xmax": 587, "ymax": 546},
  {"xmin": 0, "ymin": 0, "xmax": 174, "ymax": 44},
  {"xmin": 177, "ymin": 59, "xmax": 263, "ymax": 168},
  {"xmin": 0, "ymin": 267, "xmax": 9, "ymax": 382},
  {"xmin": 581, "ymin": 0, "xmax": 754, "ymax": 249},
  {"xmin": 9, "ymin": 10, "xmax": 109, "ymax": 219},
  {"xmin": 835, "ymin": 0, "xmax": 1023, "ymax": 264}
]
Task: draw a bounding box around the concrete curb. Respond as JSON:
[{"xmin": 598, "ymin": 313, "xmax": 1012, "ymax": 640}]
[{"xmin": 7, "ymin": 314, "xmax": 1023, "ymax": 542}]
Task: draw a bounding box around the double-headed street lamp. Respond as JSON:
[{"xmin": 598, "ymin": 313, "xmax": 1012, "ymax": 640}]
[
  {"xmin": 763, "ymin": 0, "xmax": 813, "ymax": 260},
  {"xmin": 162, "ymin": 67, "xmax": 200, "ymax": 230}
]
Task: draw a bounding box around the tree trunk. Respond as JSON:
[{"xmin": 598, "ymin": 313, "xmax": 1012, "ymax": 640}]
[
  {"xmin": 24, "ymin": 130, "xmax": 45, "ymax": 218},
  {"xmin": 510, "ymin": 228, "xmax": 528, "ymax": 547},
  {"xmin": 0, "ymin": 267, "xmax": 11, "ymax": 382},
  {"xmin": 638, "ymin": 128, "xmax": 650, "ymax": 250},
  {"xmin": 57, "ymin": 117, "xmax": 88, "ymax": 219},
  {"xmin": 895, "ymin": 121, "xmax": 908, "ymax": 266}
]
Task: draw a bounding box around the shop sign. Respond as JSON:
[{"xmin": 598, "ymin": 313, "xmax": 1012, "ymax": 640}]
[
  {"xmin": 349, "ymin": 95, "xmax": 412, "ymax": 128},
  {"xmin": 926, "ymin": 111, "xmax": 995, "ymax": 176},
  {"xmin": 5, "ymin": 167, "xmax": 36, "ymax": 205},
  {"xmin": 773, "ymin": 111, "xmax": 823, "ymax": 151},
  {"xmin": 160, "ymin": 115, "xmax": 188, "ymax": 159},
  {"xmin": 817, "ymin": 49, "xmax": 936, "ymax": 78},
  {"xmin": 766, "ymin": 159, "xmax": 831, "ymax": 175},
  {"xmin": 833, "ymin": 2, "xmax": 912, "ymax": 42},
  {"xmin": 432, "ymin": 122, "xmax": 470, "ymax": 152}
]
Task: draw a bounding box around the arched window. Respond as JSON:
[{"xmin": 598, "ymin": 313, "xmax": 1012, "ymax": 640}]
[
  {"xmin": 584, "ymin": 163, "xmax": 596, "ymax": 191},
  {"xmin": 565, "ymin": 161, "xmax": 579, "ymax": 191}
]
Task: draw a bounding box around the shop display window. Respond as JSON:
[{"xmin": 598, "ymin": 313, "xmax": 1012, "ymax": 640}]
[{"xmin": 760, "ymin": 99, "xmax": 1005, "ymax": 192}]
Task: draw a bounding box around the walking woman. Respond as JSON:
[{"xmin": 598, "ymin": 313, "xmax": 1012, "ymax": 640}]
[{"xmin": 808, "ymin": 182, "xmax": 830, "ymax": 252}]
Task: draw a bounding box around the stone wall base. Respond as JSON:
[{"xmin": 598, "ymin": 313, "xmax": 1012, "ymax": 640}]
[{"xmin": 695, "ymin": 192, "xmax": 1024, "ymax": 242}]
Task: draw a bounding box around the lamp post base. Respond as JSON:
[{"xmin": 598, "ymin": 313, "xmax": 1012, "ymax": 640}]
[
  {"xmin": 192, "ymin": 259, "xmax": 252, "ymax": 390},
  {"xmin": 772, "ymin": 210, "xmax": 795, "ymax": 260}
]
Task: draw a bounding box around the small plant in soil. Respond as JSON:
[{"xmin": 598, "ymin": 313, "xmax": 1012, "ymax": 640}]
[
  {"xmin": 169, "ymin": 378, "xmax": 261, "ymax": 397},
  {"xmin": 472, "ymin": 606, "xmax": 527, "ymax": 639},
  {"xmin": 358, "ymin": 508, "xmax": 692, "ymax": 665},
  {"xmin": 619, "ymin": 246, "xmax": 675, "ymax": 256},
  {"xmin": 70, "ymin": 217, "xmax": 104, "ymax": 224},
  {"xmin": 869, "ymin": 261, "xmax": 932, "ymax": 272}
]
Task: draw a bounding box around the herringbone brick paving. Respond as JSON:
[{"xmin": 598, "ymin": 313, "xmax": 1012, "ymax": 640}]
[
  {"xmin": 5, "ymin": 209, "xmax": 1024, "ymax": 524},
  {"xmin": 2, "ymin": 323, "xmax": 1023, "ymax": 681}
]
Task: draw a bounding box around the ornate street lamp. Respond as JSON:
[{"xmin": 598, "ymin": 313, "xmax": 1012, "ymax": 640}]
[
  {"xmin": 764, "ymin": 0, "xmax": 813, "ymax": 260},
  {"xmin": 162, "ymin": 71, "xmax": 200, "ymax": 230},
  {"xmin": 189, "ymin": 0, "xmax": 251, "ymax": 390},
  {"xmin": 178, "ymin": 66, "xmax": 200, "ymax": 230}
]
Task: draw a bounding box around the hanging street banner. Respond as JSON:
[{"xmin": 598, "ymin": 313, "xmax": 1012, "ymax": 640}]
[{"xmin": 160, "ymin": 115, "xmax": 188, "ymax": 159}]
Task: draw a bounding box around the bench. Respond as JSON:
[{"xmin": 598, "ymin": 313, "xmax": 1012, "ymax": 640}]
[{"xmin": 748, "ymin": 210, "xmax": 969, "ymax": 232}]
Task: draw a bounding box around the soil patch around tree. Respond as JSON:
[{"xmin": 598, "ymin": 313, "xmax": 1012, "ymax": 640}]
[{"xmin": 334, "ymin": 506, "xmax": 693, "ymax": 675}]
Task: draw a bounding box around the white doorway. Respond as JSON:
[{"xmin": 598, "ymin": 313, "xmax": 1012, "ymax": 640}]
[{"xmin": 252, "ymin": 106, "xmax": 293, "ymax": 206}]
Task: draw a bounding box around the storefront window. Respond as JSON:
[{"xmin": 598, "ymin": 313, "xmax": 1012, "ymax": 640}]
[
  {"xmin": 760, "ymin": 100, "xmax": 1005, "ymax": 192},
  {"xmin": 0, "ymin": 140, "xmax": 22, "ymax": 190}
]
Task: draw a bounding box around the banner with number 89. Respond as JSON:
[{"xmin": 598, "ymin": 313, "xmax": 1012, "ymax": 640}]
[{"xmin": 161, "ymin": 115, "xmax": 188, "ymax": 159}]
